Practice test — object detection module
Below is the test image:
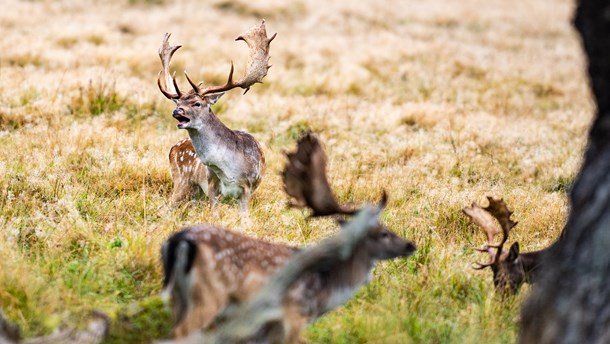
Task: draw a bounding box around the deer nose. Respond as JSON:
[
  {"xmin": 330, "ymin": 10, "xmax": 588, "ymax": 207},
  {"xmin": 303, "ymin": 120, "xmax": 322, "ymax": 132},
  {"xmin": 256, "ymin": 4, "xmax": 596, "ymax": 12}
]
[
  {"xmin": 172, "ymin": 108, "xmax": 184, "ymax": 117},
  {"xmin": 405, "ymin": 241, "xmax": 416, "ymax": 254}
]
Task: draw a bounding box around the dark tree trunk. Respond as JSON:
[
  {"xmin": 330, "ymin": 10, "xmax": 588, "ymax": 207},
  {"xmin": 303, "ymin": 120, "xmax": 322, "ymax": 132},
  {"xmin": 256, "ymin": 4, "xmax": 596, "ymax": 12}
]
[{"xmin": 519, "ymin": 0, "xmax": 610, "ymax": 343}]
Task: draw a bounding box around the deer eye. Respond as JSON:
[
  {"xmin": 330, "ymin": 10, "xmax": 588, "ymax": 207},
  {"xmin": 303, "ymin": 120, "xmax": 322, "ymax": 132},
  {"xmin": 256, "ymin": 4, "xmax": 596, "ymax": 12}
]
[
  {"xmin": 193, "ymin": 102, "xmax": 202, "ymax": 107},
  {"xmin": 380, "ymin": 232, "xmax": 390, "ymax": 239}
]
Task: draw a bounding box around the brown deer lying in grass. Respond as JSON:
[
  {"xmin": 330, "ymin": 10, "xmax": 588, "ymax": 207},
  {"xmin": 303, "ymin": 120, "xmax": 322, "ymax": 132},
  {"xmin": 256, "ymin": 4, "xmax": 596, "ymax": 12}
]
[
  {"xmin": 168, "ymin": 138, "xmax": 208, "ymax": 206},
  {"xmin": 463, "ymin": 197, "xmax": 544, "ymax": 294},
  {"xmin": 161, "ymin": 134, "xmax": 416, "ymax": 341},
  {"xmin": 157, "ymin": 21, "xmax": 275, "ymax": 221},
  {"xmin": 211, "ymin": 206, "xmax": 388, "ymax": 344}
]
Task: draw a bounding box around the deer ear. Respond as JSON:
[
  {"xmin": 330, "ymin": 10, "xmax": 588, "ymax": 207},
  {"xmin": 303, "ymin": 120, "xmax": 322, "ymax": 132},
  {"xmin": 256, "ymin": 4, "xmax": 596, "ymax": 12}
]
[
  {"xmin": 374, "ymin": 190, "xmax": 388, "ymax": 214},
  {"xmin": 507, "ymin": 242, "xmax": 520, "ymax": 262},
  {"xmin": 205, "ymin": 92, "xmax": 224, "ymax": 105}
]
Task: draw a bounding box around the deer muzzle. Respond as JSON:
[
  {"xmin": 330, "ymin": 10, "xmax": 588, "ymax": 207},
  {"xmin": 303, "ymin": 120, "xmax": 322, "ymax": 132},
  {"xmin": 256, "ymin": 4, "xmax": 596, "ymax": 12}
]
[
  {"xmin": 404, "ymin": 241, "xmax": 417, "ymax": 256},
  {"xmin": 172, "ymin": 108, "xmax": 190, "ymax": 128}
]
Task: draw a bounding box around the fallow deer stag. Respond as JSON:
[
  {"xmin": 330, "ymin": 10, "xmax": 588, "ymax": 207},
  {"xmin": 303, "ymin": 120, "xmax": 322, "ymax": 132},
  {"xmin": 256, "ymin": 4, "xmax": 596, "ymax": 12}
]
[
  {"xmin": 168, "ymin": 138, "xmax": 207, "ymax": 207},
  {"xmin": 158, "ymin": 21, "xmax": 275, "ymax": 221},
  {"xmin": 161, "ymin": 134, "xmax": 416, "ymax": 341},
  {"xmin": 463, "ymin": 197, "xmax": 543, "ymax": 294}
]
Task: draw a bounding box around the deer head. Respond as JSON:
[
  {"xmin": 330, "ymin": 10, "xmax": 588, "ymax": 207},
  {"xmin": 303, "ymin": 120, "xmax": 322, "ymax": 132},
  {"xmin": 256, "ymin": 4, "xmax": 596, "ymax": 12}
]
[
  {"xmin": 282, "ymin": 132, "xmax": 415, "ymax": 258},
  {"xmin": 463, "ymin": 196, "xmax": 525, "ymax": 294},
  {"xmin": 157, "ymin": 20, "xmax": 276, "ymax": 131}
]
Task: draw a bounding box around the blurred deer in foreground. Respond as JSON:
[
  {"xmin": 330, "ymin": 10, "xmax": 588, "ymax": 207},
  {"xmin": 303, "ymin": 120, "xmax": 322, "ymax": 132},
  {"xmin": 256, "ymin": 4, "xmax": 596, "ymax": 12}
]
[
  {"xmin": 211, "ymin": 207, "xmax": 387, "ymax": 344},
  {"xmin": 158, "ymin": 21, "xmax": 275, "ymax": 221},
  {"xmin": 168, "ymin": 138, "xmax": 208, "ymax": 206},
  {"xmin": 161, "ymin": 133, "xmax": 416, "ymax": 341},
  {"xmin": 463, "ymin": 197, "xmax": 544, "ymax": 294}
]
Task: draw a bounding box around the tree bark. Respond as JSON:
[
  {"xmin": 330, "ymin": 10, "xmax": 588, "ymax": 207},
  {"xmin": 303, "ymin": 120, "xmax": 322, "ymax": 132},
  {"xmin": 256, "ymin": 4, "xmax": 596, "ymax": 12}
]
[{"xmin": 519, "ymin": 0, "xmax": 610, "ymax": 343}]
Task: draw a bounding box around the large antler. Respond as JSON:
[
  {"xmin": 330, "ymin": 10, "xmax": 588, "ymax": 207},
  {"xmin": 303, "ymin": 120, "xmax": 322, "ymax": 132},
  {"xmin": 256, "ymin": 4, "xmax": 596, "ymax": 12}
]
[
  {"xmin": 158, "ymin": 20, "xmax": 275, "ymax": 101},
  {"xmin": 157, "ymin": 33, "xmax": 183, "ymax": 101},
  {"xmin": 462, "ymin": 196, "xmax": 518, "ymax": 269},
  {"xmin": 186, "ymin": 20, "xmax": 276, "ymax": 97},
  {"xmin": 282, "ymin": 133, "xmax": 357, "ymax": 217}
]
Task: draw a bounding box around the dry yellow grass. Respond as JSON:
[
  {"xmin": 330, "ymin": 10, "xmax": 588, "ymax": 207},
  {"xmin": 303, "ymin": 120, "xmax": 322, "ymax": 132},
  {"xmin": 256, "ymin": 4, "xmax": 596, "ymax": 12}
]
[{"xmin": 0, "ymin": 0, "xmax": 591, "ymax": 342}]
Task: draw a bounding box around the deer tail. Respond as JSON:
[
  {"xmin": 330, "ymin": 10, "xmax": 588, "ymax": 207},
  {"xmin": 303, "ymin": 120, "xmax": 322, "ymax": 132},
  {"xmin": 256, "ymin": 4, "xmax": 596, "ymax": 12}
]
[{"xmin": 161, "ymin": 229, "xmax": 197, "ymax": 323}]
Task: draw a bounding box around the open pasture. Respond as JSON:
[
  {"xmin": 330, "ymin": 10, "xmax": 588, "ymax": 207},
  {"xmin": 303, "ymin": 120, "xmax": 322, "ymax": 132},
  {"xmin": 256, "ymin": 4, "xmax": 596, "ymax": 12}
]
[{"xmin": 0, "ymin": 0, "xmax": 590, "ymax": 342}]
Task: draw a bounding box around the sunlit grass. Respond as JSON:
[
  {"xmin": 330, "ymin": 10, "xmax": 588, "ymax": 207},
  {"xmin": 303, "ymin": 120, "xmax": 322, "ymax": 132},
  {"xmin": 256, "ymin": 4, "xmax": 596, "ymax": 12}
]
[{"xmin": 0, "ymin": 0, "xmax": 589, "ymax": 342}]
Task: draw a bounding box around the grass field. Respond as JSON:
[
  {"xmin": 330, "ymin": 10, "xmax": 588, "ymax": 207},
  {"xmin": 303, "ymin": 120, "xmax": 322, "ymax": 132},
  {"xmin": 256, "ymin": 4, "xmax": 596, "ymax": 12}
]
[{"xmin": 0, "ymin": 0, "xmax": 591, "ymax": 342}]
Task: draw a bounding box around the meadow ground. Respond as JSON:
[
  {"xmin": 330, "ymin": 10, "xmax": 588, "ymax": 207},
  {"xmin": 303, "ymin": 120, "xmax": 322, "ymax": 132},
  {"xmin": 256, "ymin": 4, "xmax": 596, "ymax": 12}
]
[{"xmin": 0, "ymin": 0, "xmax": 592, "ymax": 342}]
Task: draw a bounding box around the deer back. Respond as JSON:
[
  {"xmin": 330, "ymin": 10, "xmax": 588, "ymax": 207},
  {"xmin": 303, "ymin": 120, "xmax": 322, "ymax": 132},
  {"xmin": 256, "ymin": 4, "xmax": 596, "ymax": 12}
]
[{"xmin": 161, "ymin": 224, "xmax": 297, "ymax": 338}]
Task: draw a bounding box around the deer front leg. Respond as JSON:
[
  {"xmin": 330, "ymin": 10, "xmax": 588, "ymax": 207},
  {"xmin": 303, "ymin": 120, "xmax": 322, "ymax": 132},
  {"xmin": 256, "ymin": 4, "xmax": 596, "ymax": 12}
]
[
  {"xmin": 239, "ymin": 185, "xmax": 251, "ymax": 226},
  {"xmin": 207, "ymin": 168, "xmax": 222, "ymax": 218},
  {"xmin": 281, "ymin": 304, "xmax": 308, "ymax": 344}
]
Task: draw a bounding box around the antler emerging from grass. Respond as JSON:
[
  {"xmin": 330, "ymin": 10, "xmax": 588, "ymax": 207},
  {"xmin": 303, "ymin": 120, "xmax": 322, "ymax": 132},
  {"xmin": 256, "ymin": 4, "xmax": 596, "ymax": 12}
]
[{"xmin": 463, "ymin": 196, "xmax": 518, "ymax": 269}]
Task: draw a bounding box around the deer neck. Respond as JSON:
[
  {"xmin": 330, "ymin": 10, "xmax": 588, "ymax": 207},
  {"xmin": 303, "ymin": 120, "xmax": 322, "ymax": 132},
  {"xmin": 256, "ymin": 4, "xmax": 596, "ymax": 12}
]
[
  {"xmin": 185, "ymin": 113, "xmax": 236, "ymax": 166},
  {"xmin": 521, "ymin": 250, "xmax": 543, "ymax": 283},
  {"xmin": 318, "ymin": 245, "xmax": 375, "ymax": 313}
]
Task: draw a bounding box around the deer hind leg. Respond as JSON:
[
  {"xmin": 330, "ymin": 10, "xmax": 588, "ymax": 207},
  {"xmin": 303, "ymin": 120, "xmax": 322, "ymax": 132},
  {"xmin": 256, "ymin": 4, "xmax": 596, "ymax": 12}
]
[
  {"xmin": 173, "ymin": 288, "xmax": 228, "ymax": 338},
  {"xmin": 207, "ymin": 168, "xmax": 222, "ymax": 218},
  {"xmin": 239, "ymin": 185, "xmax": 252, "ymax": 226},
  {"xmin": 171, "ymin": 250, "xmax": 230, "ymax": 338},
  {"xmin": 281, "ymin": 307, "xmax": 308, "ymax": 344},
  {"xmin": 194, "ymin": 159, "xmax": 209, "ymax": 198}
]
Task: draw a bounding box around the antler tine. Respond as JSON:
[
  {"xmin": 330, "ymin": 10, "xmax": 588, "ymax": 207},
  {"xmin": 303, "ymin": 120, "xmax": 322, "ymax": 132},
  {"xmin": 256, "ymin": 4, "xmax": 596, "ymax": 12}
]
[
  {"xmin": 158, "ymin": 33, "xmax": 182, "ymax": 101},
  {"xmin": 171, "ymin": 71, "xmax": 182, "ymax": 98},
  {"xmin": 157, "ymin": 71, "xmax": 174, "ymax": 100},
  {"xmin": 473, "ymin": 262, "xmax": 494, "ymax": 270},
  {"xmin": 483, "ymin": 196, "xmax": 518, "ymax": 258},
  {"xmin": 463, "ymin": 200, "xmax": 503, "ymax": 266},
  {"xmin": 199, "ymin": 20, "xmax": 275, "ymax": 97},
  {"xmin": 463, "ymin": 196, "xmax": 519, "ymax": 269},
  {"xmin": 184, "ymin": 71, "xmax": 200, "ymax": 93}
]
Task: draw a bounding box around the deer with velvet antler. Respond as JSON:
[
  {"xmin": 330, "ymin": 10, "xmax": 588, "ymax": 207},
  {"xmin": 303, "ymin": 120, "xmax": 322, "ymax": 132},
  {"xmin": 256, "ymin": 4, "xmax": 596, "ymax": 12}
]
[
  {"xmin": 463, "ymin": 197, "xmax": 547, "ymax": 294},
  {"xmin": 157, "ymin": 21, "xmax": 275, "ymax": 221}
]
